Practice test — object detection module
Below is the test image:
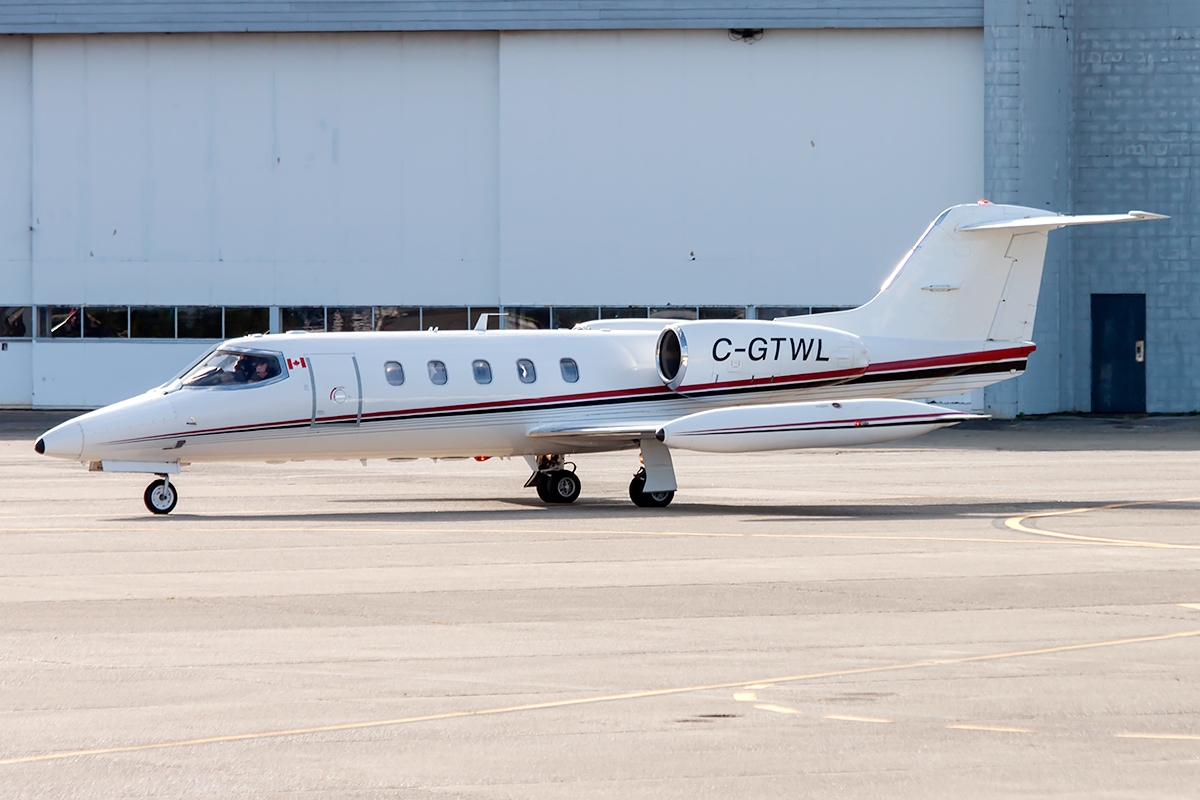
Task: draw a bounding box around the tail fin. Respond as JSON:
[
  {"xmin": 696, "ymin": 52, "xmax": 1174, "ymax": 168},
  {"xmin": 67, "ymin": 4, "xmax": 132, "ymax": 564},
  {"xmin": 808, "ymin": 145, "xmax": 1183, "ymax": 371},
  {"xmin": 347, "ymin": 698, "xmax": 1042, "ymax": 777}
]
[{"xmin": 803, "ymin": 203, "xmax": 1165, "ymax": 342}]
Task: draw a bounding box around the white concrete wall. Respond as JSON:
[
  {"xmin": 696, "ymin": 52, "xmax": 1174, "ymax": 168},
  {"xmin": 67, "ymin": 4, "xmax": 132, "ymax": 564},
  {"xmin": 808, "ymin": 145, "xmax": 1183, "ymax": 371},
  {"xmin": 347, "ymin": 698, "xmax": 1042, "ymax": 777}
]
[
  {"xmin": 499, "ymin": 29, "xmax": 984, "ymax": 307},
  {"xmin": 0, "ymin": 342, "xmax": 33, "ymax": 406},
  {"xmin": 0, "ymin": 37, "xmax": 31, "ymax": 300},
  {"xmin": 30, "ymin": 33, "xmax": 500, "ymax": 307},
  {"xmin": 1, "ymin": 28, "xmax": 983, "ymax": 407},
  {"xmin": 31, "ymin": 341, "xmax": 214, "ymax": 407}
]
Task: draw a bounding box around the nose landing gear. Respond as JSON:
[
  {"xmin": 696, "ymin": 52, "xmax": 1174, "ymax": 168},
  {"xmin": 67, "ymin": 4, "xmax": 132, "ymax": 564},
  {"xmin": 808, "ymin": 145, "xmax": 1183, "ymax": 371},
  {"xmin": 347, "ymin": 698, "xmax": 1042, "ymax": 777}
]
[{"xmin": 144, "ymin": 476, "xmax": 178, "ymax": 515}]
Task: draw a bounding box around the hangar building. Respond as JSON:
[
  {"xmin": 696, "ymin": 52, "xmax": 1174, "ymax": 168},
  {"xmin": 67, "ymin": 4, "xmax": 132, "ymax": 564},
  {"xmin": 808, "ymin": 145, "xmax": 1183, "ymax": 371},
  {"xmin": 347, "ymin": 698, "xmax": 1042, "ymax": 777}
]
[{"xmin": 0, "ymin": 0, "xmax": 1194, "ymax": 415}]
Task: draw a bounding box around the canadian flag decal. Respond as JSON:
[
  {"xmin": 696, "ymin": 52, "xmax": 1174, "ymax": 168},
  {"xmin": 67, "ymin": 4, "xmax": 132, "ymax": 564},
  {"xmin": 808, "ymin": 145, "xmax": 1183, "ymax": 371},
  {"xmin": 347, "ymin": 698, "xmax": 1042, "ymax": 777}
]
[{"xmin": 287, "ymin": 357, "xmax": 307, "ymax": 369}]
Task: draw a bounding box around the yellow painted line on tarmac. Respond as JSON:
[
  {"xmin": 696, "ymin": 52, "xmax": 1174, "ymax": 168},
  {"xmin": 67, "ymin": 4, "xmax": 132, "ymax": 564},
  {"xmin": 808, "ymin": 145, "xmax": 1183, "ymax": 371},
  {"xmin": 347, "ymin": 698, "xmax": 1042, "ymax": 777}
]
[
  {"xmin": 1115, "ymin": 733, "xmax": 1200, "ymax": 741},
  {"xmin": 754, "ymin": 704, "xmax": 802, "ymax": 715},
  {"xmin": 732, "ymin": 692, "xmax": 758, "ymax": 702},
  {"xmin": 825, "ymin": 714, "xmax": 892, "ymax": 724},
  {"xmin": 1177, "ymin": 603, "xmax": 1200, "ymax": 611},
  {"xmin": 7, "ymin": 627, "xmax": 1195, "ymax": 767},
  {"xmin": 1005, "ymin": 497, "xmax": 1200, "ymax": 550},
  {"xmin": 947, "ymin": 724, "xmax": 1033, "ymax": 733}
]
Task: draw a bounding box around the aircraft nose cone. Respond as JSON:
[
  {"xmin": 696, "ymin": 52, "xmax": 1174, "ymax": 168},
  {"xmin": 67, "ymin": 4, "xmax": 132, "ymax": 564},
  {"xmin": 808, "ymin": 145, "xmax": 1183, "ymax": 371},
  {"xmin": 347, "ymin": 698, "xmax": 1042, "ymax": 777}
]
[{"xmin": 37, "ymin": 421, "xmax": 84, "ymax": 459}]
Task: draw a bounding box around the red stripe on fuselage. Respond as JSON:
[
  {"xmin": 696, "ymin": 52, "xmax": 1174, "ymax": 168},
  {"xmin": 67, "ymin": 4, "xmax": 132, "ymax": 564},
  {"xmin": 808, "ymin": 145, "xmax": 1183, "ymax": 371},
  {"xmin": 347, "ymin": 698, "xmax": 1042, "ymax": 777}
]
[
  {"xmin": 863, "ymin": 344, "xmax": 1035, "ymax": 374},
  {"xmin": 681, "ymin": 411, "xmax": 962, "ymax": 436},
  {"xmin": 105, "ymin": 347, "xmax": 1027, "ymax": 446}
]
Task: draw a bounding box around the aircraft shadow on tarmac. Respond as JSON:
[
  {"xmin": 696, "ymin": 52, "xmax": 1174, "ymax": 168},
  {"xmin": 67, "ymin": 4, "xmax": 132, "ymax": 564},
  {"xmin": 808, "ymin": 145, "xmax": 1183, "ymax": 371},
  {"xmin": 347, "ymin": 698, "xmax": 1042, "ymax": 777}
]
[{"xmin": 104, "ymin": 498, "xmax": 1200, "ymax": 526}]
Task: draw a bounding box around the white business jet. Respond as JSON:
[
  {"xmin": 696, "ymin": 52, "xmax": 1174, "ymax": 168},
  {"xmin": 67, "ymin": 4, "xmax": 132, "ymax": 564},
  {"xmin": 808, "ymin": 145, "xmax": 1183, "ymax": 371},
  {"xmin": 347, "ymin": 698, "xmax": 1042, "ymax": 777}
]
[{"xmin": 35, "ymin": 203, "xmax": 1164, "ymax": 513}]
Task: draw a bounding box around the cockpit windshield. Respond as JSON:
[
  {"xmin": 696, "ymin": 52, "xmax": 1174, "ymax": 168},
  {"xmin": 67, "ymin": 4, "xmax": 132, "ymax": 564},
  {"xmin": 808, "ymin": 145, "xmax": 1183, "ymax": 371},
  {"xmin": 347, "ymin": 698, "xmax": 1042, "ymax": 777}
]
[{"xmin": 180, "ymin": 349, "xmax": 285, "ymax": 388}]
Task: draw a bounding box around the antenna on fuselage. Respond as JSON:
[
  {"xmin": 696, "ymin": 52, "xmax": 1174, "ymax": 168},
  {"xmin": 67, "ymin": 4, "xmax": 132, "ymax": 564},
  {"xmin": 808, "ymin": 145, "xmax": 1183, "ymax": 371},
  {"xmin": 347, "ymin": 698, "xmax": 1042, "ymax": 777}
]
[{"xmin": 474, "ymin": 313, "xmax": 499, "ymax": 331}]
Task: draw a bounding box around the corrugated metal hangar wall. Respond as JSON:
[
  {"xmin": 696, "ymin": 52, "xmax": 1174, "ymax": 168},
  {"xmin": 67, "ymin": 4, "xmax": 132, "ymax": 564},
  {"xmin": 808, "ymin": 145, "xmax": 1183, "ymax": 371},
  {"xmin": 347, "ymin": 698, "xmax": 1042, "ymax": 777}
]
[{"xmin": 0, "ymin": 0, "xmax": 1196, "ymax": 415}]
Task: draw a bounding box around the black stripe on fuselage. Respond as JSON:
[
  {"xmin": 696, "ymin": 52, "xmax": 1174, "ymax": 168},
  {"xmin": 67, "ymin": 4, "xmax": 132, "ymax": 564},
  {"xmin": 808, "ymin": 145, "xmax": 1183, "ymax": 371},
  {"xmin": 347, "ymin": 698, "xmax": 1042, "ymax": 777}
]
[
  {"xmin": 848, "ymin": 359, "xmax": 1027, "ymax": 386},
  {"xmin": 113, "ymin": 357, "xmax": 1022, "ymax": 446}
]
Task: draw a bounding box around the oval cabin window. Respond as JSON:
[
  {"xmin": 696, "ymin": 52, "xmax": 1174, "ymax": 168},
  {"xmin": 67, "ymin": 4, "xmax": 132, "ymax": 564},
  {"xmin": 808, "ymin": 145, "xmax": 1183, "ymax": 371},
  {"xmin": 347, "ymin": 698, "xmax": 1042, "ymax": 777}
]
[
  {"xmin": 516, "ymin": 359, "xmax": 537, "ymax": 384},
  {"xmin": 384, "ymin": 361, "xmax": 405, "ymax": 386},
  {"xmin": 472, "ymin": 359, "xmax": 492, "ymax": 384},
  {"xmin": 559, "ymin": 358, "xmax": 579, "ymax": 383},
  {"xmin": 427, "ymin": 360, "xmax": 448, "ymax": 385}
]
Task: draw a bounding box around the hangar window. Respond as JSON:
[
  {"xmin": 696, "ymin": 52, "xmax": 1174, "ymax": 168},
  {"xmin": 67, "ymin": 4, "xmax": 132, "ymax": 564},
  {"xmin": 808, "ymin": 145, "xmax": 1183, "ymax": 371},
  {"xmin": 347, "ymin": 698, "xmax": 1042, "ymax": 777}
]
[
  {"xmin": 282, "ymin": 306, "xmax": 326, "ymax": 332},
  {"xmin": 2, "ymin": 307, "xmax": 31, "ymax": 338},
  {"xmin": 181, "ymin": 349, "xmax": 284, "ymax": 388},
  {"xmin": 428, "ymin": 360, "xmax": 448, "ymax": 385},
  {"xmin": 327, "ymin": 307, "xmax": 372, "ymax": 332},
  {"xmin": 384, "ymin": 361, "xmax": 405, "ymax": 386},
  {"xmin": 516, "ymin": 359, "xmax": 536, "ymax": 384},
  {"xmin": 225, "ymin": 307, "xmax": 270, "ymax": 338},
  {"xmin": 472, "ymin": 360, "xmax": 492, "ymax": 384},
  {"xmin": 559, "ymin": 358, "xmax": 579, "ymax": 383},
  {"xmin": 38, "ymin": 307, "xmax": 80, "ymax": 338},
  {"xmin": 130, "ymin": 307, "xmax": 174, "ymax": 338},
  {"xmin": 178, "ymin": 307, "xmax": 223, "ymax": 338},
  {"xmin": 83, "ymin": 307, "xmax": 129, "ymax": 338}
]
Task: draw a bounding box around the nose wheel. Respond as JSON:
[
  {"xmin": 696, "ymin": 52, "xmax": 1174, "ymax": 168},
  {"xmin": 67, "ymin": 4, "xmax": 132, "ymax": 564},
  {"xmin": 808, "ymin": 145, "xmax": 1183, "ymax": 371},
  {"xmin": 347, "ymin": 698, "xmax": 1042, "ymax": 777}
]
[{"xmin": 144, "ymin": 477, "xmax": 178, "ymax": 515}]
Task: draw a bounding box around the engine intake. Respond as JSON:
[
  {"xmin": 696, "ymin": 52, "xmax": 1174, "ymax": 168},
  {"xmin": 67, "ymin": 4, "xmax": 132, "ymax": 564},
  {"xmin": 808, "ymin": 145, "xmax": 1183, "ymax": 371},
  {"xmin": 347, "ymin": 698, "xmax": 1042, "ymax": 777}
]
[
  {"xmin": 654, "ymin": 320, "xmax": 869, "ymax": 395},
  {"xmin": 656, "ymin": 326, "xmax": 687, "ymax": 388}
]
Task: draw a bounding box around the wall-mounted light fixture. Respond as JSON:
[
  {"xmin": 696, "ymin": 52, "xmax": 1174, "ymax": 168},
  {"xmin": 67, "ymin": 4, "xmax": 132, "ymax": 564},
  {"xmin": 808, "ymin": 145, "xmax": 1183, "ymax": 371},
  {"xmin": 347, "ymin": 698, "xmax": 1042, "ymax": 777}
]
[{"xmin": 728, "ymin": 28, "xmax": 764, "ymax": 44}]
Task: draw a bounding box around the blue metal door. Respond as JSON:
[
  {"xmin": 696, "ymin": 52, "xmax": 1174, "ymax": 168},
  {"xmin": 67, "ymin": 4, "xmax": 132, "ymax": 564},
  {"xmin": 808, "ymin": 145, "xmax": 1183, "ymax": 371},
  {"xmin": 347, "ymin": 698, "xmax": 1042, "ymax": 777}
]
[{"xmin": 1091, "ymin": 294, "xmax": 1145, "ymax": 413}]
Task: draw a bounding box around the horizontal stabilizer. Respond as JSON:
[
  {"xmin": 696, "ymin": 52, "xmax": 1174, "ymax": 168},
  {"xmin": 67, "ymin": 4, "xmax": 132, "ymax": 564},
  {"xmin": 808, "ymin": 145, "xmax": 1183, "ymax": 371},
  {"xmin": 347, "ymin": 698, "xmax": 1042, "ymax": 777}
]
[{"xmin": 957, "ymin": 210, "xmax": 1168, "ymax": 233}]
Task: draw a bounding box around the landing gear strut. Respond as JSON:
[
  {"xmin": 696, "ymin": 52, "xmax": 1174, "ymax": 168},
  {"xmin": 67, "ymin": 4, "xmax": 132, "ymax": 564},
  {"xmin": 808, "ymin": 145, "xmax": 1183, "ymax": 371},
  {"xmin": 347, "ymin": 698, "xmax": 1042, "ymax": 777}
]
[
  {"xmin": 629, "ymin": 468, "xmax": 674, "ymax": 508},
  {"xmin": 527, "ymin": 455, "xmax": 581, "ymax": 504},
  {"xmin": 143, "ymin": 475, "xmax": 178, "ymax": 515}
]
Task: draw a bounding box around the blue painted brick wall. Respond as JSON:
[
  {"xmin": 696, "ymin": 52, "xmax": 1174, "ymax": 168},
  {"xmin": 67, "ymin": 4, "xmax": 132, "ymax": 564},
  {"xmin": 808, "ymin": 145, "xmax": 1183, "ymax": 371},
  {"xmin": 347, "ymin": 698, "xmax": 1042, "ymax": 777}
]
[{"xmin": 1072, "ymin": 14, "xmax": 1200, "ymax": 412}]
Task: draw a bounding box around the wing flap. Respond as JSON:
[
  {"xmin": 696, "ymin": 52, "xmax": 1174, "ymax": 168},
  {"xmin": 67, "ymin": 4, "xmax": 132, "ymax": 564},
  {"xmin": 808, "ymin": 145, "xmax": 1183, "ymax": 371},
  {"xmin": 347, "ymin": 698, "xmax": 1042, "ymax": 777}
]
[{"xmin": 527, "ymin": 422, "xmax": 662, "ymax": 445}]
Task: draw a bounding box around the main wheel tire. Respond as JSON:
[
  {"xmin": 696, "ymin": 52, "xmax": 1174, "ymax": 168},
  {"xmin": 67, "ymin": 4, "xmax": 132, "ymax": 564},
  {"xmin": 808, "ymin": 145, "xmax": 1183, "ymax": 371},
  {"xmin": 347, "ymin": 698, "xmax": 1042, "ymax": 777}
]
[
  {"xmin": 629, "ymin": 470, "xmax": 674, "ymax": 508},
  {"xmin": 542, "ymin": 470, "xmax": 581, "ymax": 504},
  {"xmin": 143, "ymin": 480, "xmax": 178, "ymax": 515},
  {"xmin": 535, "ymin": 473, "xmax": 555, "ymax": 503}
]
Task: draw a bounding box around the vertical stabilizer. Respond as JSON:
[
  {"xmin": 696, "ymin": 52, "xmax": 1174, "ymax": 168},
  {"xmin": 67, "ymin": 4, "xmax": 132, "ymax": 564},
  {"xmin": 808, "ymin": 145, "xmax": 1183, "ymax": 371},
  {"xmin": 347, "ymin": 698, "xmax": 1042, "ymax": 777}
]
[{"xmin": 798, "ymin": 203, "xmax": 1165, "ymax": 342}]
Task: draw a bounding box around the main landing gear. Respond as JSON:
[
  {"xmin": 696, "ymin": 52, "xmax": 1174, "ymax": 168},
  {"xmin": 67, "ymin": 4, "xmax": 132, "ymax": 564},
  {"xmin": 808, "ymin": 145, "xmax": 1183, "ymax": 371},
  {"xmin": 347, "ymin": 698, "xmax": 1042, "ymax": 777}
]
[
  {"xmin": 526, "ymin": 447, "xmax": 677, "ymax": 508},
  {"xmin": 629, "ymin": 468, "xmax": 675, "ymax": 508},
  {"xmin": 527, "ymin": 455, "xmax": 581, "ymax": 504},
  {"xmin": 143, "ymin": 475, "xmax": 178, "ymax": 515}
]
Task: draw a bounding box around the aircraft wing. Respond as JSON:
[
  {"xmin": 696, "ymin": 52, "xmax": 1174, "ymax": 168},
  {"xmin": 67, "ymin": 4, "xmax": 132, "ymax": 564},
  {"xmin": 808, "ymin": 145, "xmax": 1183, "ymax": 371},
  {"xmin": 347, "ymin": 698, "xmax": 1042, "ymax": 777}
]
[{"xmin": 526, "ymin": 422, "xmax": 664, "ymax": 449}]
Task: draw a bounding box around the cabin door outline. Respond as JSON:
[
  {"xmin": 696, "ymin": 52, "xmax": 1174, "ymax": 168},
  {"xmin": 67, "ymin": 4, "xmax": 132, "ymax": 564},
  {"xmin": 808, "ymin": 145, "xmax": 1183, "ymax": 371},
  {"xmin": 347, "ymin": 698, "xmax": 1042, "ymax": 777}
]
[{"xmin": 305, "ymin": 354, "xmax": 363, "ymax": 427}]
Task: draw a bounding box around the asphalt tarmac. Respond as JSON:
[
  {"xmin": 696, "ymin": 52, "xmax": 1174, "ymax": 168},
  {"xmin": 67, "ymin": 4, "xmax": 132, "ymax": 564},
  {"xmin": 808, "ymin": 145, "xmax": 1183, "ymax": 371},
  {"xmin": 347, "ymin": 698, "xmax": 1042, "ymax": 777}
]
[{"xmin": 2, "ymin": 411, "xmax": 1199, "ymax": 798}]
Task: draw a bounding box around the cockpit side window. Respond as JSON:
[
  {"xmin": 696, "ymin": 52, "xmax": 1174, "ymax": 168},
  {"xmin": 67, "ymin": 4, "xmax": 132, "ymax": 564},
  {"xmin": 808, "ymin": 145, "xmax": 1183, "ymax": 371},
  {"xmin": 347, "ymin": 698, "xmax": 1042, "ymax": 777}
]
[{"xmin": 181, "ymin": 349, "xmax": 285, "ymax": 388}]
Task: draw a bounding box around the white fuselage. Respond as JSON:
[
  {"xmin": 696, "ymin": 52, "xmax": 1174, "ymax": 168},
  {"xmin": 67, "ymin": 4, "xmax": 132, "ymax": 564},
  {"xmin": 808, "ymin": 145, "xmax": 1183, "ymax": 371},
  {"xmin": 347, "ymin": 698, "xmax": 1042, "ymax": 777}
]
[{"xmin": 38, "ymin": 325, "xmax": 1031, "ymax": 465}]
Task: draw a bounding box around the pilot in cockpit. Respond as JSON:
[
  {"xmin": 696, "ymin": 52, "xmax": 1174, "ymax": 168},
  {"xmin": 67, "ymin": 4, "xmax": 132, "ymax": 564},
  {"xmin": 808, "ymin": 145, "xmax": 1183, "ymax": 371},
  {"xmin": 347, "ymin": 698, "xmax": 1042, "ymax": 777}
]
[
  {"xmin": 183, "ymin": 351, "xmax": 282, "ymax": 387},
  {"xmin": 235, "ymin": 354, "xmax": 279, "ymax": 383}
]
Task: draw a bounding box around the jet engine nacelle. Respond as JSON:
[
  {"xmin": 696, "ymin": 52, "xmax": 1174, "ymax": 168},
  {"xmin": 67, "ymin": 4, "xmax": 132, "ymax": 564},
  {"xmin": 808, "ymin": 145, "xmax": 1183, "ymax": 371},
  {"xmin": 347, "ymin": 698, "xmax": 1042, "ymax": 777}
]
[{"xmin": 655, "ymin": 320, "xmax": 869, "ymax": 394}]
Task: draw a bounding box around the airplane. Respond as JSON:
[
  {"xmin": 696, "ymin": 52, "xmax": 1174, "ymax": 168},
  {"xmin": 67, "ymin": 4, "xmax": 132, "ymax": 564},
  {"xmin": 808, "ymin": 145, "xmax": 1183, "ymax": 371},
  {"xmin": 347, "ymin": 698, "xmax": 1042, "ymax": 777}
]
[{"xmin": 34, "ymin": 202, "xmax": 1165, "ymax": 514}]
